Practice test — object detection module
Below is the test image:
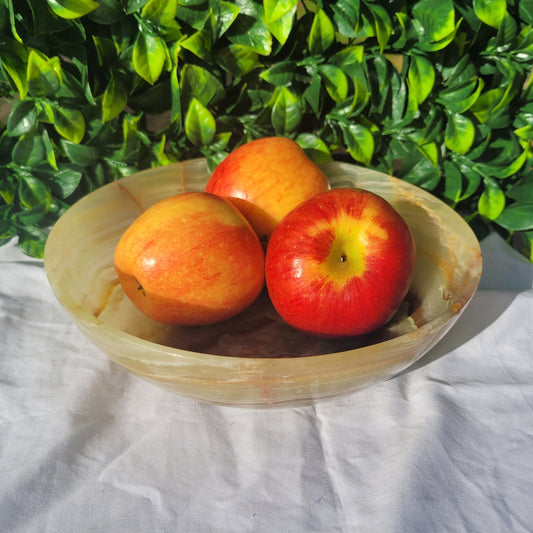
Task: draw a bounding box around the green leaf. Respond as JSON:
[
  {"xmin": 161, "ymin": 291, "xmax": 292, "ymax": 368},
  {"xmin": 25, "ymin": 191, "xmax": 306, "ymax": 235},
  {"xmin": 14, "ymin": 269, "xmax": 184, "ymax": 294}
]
[
  {"xmin": 202, "ymin": 132, "xmax": 232, "ymax": 170},
  {"xmin": 45, "ymin": 166, "xmax": 83, "ymax": 199},
  {"xmin": 437, "ymin": 77, "xmax": 484, "ymax": 113},
  {"xmin": 473, "ymin": 0, "xmax": 507, "ymax": 28},
  {"xmin": 383, "ymin": 71, "xmax": 418, "ymax": 131},
  {"xmin": 92, "ymin": 35, "xmax": 117, "ymax": 66},
  {"xmin": 7, "ymin": 100, "xmax": 38, "ymax": 137},
  {"xmin": 47, "ymin": 0, "xmax": 99, "ymax": 19},
  {"xmin": 495, "ymin": 203, "xmax": 533, "ymax": 231},
  {"xmin": 151, "ymin": 134, "xmax": 175, "ymax": 165},
  {"xmin": 86, "ymin": 0, "xmax": 123, "ymax": 24},
  {"xmin": 445, "ymin": 112, "xmax": 475, "ymax": 154},
  {"xmin": 398, "ymin": 146, "xmax": 441, "ymax": 190},
  {"xmin": 180, "ymin": 64, "xmax": 224, "ymax": 108},
  {"xmin": 318, "ymin": 65, "xmax": 349, "ymax": 103},
  {"xmin": 296, "ymin": 133, "xmax": 332, "ymax": 163},
  {"xmin": 520, "ymin": 0, "xmax": 533, "ymax": 25},
  {"xmin": 442, "ymin": 55, "xmax": 477, "ymax": 86},
  {"xmin": 351, "ymin": 74, "xmax": 370, "ymax": 114},
  {"xmin": 309, "ymin": 9, "xmax": 335, "ymax": 54},
  {"xmin": 0, "ymin": 175, "xmax": 17, "ymax": 205},
  {"xmin": 170, "ymin": 65, "xmax": 182, "ymax": 128},
  {"xmin": 263, "ymin": 0, "xmax": 298, "ymax": 45},
  {"xmin": 102, "ymin": 74, "xmax": 128, "ymax": 123},
  {"xmin": 368, "ymin": 4, "xmax": 393, "ymax": 53},
  {"xmin": 393, "ymin": 11, "xmax": 409, "ymax": 49},
  {"xmin": 124, "ymin": 114, "xmax": 144, "ymax": 155},
  {"xmin": 459, "ymin": 169, "xmax": 482, "ymax": 201},
  {"xmin": 271, "ymin": 86, "xmax": 301, "ymax": 135},
  {"xmin": 214, "ymin": 2, "xmax": 240, "ymax": 36},
  {"xmin": 470, "ymin": 87, "xmax": 505, "ymax": 124},
  {"xmin": 227, "ymin": 15, "xmax": 272, "ymax": 56},
  {"xmin": 27, "ymin": 51, "xmax": 62, "ymax": 98},
  {"xmin": 0, "ymin": 218, "xmax": 17, "ymax": 241},
  {"xmin": 41, "ymin": 127, "xmax": 58, "ymax": 171},
  {"xmin": 331, "ymin": 0, "xmax": 360, "ymax": 39},
  {"xmin": 18, "ymin": 174, "xmax": 52, "ymax": 210},
  {"xmin": 492, "ymin": 12, "xmax": 519, "ymax": 49},
  {"xmin": 498, "ymin": 144, "xmax": 530, "ymax": 179},
  {"xmin": 16, "ymin": 203, "xmax": 49, "ymax": 227},
  {"xmin": 412, "ymin": 0, "xmax": 456, "ymax": 42},
  {"xmin": 1, "ymin": 42, "xmax": 29, "ymax": 98},
  {"xmin": 133, "ymin": 31, "xmax": 167, "ymax": 85},
  {"xmin": 260, "ymin": 61, "xmax": 296, "ymax": 86},
  {"xmin": 331, "ymin": 45, "xmax": 364, "ymax": 68},
  {"xmin": 416, "ymin": 141, "xmax": 439, "ymax": 167},
  {"xmin": 61, "ymin": 140, "xmax": 100, "ymax": 166},
  {"xmin": 53, "ymin": 107, "xmax": 85, "ymax": 144},
  {"xmin": 215, "ymin": 44, "xmax": 259, "ymax": 76},
  {"xmin": 12, "ymin": 133, "xmax": 47, "ymax": 167},
  {"xmin": 18, "ymin": 238, "xmax": 46, "ymax": 258},
  {"xmin": 303, "ymin": 73, "xmax": 322, "ymax": 115},
  {"xmin": 341, "ymin": 123, "xmax": 374, "ymax": 165},
  {"xmin": 3, "ymin": 0, "xmax": 22, "ymax": 43},
  {"xmin": 371, "ymin": 55, "xmax": 394, "ymax": 116},
  {"xmin": 185, "ymin": 98, "xmax": 215, "ymax": 147},
  {"xmin": 471, "ymin": 68, "xmax": 521, "ymax": 124},
  {"xmin": 174, "ymin": 0, "xmax": 209, "ymax": 27},
  {"xmin": 478, "ymin": 176, "xmax": 505, "ymax": 220},
  {"xmin": 507, "ymin": 174, "xmax": 533, "ymax": 202},
  {"xmin": 111, "ymin": 114, "xmax": 143, "ymax": 161},
  {"xmin": 407, "ymin": 53, "xmax": 435, "ymax": 104},
  {"xmin": 516, "ymin": 230, "xmax": 533, "ymax": 263},
  {"xmin": 141, "ymin": 0, "xmax": 178, "ymax": 24},
  {"xmin": 442, "ymin": 160, "xmax": 463, "ymax": 203},
  {"xmin": 181, "ymin": 29, "xmax": 213, "ymax": 63},
  {"xmin": 38, "ymin": 101, "xmax": 55, "ymax": 125},
  {"xmin": 514, "ymin": 122, "xmax": 533, "ymax": 142},
  {"xmin": 17, "ymin": 226, "xmax": 47, "ymax": 258},
  {"xmin": 418, "ymin": 106, "xmax": 445, "ymax": 144}
]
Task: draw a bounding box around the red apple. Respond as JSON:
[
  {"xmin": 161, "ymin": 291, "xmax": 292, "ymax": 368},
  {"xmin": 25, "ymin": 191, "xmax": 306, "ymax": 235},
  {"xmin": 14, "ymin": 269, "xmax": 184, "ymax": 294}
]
[
  {"xmin": 265, "ymin": 188, "xmax": 416, "ymax": 338},
  {"xmin": 114, "ymin": 192, "xmax": 265, "ymax": 325},
  {"xmin": 205, "ymin": 137, "xmax": 330, "ymax": 241}
]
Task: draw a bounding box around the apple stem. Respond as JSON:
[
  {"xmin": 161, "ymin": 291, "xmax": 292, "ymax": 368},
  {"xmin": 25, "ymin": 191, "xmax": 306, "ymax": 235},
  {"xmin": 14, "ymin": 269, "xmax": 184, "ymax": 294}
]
[{"xmin": 340, "ymin": 254, "xmax": 348, "ymax": 263}]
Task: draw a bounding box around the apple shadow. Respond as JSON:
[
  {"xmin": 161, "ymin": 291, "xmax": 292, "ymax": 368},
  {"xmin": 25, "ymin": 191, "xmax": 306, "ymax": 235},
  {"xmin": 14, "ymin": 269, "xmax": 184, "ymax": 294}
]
[{"xmin": 397, "ymin": 289, "xmax": 518, "ymax": 376}]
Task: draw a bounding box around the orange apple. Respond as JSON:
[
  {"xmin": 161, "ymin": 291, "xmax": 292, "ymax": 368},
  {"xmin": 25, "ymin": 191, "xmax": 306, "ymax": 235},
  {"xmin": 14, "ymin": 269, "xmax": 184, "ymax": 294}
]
[
  {"xmin": 114, "ymin": 192, "xmax": 265, "ymax": 325},
  {"xmin": 205, "ymin": 137, "xmax": 330, "ymax": 241},
  {"xmin": 265, "ymin": 188, "xmax": 416, "ymax": 338}
]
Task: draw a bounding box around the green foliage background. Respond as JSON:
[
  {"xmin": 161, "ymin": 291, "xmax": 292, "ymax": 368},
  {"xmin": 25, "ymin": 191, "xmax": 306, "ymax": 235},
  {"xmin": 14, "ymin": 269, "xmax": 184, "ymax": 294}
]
[{"xmin": 1, "ymin": 0, "xmax": 532, "ymax": 259}]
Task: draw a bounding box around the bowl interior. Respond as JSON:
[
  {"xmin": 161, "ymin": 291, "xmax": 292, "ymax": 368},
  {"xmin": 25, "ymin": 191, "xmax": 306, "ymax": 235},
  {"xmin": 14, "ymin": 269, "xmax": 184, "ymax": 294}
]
[{"xmin": 44, "ymin": 159, "xmax": 482, "ymax": 407}]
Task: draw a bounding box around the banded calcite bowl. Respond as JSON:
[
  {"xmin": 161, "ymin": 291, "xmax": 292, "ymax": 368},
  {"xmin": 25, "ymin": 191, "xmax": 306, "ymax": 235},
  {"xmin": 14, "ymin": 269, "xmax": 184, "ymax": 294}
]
[{"xmin": 44, "ymin": 159, "xmax": 482, "ymax": 408}]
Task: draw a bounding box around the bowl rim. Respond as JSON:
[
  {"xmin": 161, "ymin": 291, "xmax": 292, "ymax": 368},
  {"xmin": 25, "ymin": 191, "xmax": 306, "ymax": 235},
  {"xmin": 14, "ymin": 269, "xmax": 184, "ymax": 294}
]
[{"xmin": 44, "ymin": 159, "xmax": 483, "ymax": 369}]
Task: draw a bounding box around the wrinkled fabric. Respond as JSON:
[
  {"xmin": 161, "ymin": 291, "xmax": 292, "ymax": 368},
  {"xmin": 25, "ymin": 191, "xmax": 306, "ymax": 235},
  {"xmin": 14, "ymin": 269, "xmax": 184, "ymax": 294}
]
[{"xmin": 1, "ymin": 233, "xmax": 532, "ymax": 533}]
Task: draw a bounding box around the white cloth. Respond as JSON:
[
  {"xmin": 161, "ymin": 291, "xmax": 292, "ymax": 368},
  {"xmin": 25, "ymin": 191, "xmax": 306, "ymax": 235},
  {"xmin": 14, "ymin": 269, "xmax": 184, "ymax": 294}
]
[{"xmin": 1, "ymin": 233, "xmax": 532, "ymax": 533}]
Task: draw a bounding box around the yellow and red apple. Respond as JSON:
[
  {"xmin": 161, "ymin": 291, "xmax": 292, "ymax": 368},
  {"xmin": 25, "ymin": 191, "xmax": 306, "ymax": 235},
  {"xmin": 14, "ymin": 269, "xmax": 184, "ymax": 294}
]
[
  {"xmin": 265, "ymin": 188, "xmax": 416, "ymax": 338},
  {"xmin": 205, "ymin": 137, "xmax": 330, "ymax": 241},
  {"xmin": 114, "ymin": 192, "xmax": 265, "ymax": 325}
]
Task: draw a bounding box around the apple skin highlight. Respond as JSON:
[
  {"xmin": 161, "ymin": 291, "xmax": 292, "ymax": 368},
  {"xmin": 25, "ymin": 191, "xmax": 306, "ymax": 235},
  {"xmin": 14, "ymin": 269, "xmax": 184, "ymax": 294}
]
[{"xmin": 265, "ymin": 188, "xmax": 416, "ymax": 338}]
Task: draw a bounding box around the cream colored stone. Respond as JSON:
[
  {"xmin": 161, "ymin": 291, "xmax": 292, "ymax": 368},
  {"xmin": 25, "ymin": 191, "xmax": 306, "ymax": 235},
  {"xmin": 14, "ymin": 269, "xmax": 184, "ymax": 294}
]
[{"xmin": 44, "ymin": 159, "xmax": 482, "ymax": 408}]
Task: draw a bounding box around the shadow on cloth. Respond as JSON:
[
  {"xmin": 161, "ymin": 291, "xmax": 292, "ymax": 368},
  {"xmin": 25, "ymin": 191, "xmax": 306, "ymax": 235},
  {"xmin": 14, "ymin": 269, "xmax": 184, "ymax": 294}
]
[
  {"xmin": 398, "ymin": 289, "xmax": 519, "ymax": 375},
  {"xmin": 399, "ymin": 233, "xmax": 533, "ymax": 375}
]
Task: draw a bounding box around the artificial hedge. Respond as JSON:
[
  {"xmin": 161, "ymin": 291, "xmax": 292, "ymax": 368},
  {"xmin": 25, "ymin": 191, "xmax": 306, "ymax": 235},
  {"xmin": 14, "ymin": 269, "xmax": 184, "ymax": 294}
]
[{"xmin": 1, "ymin": 0, "xmax": 532, "ymax": 259}]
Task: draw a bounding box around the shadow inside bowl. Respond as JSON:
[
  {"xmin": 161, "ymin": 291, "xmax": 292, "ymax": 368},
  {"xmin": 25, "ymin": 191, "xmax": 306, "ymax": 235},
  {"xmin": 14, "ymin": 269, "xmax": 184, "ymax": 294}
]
[{"xmin": 97, "ymin": 286, "xmax": 421, "ymax": 358}]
